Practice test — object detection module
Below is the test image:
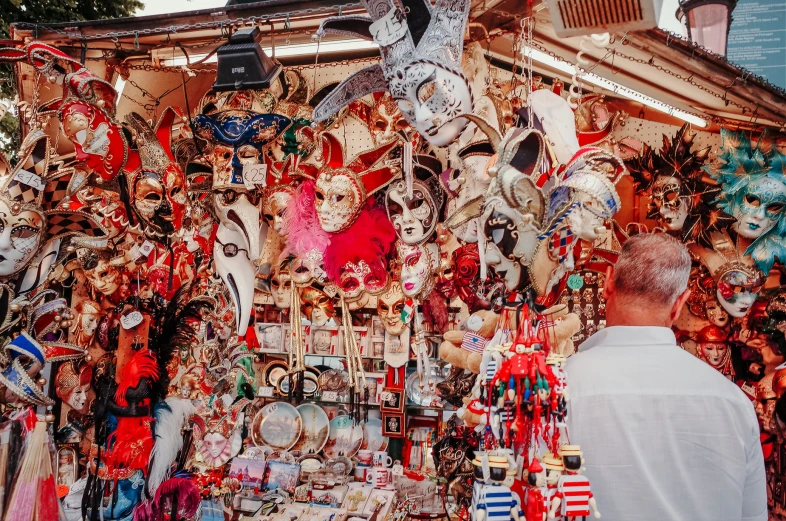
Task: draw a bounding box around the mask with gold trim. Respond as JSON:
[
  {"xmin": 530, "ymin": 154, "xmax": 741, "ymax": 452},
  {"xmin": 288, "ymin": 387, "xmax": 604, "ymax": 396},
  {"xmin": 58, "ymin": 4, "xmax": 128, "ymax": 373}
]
[
  {"xmin": 377, "ymin": 280, "xmax": 407, "ymax": 336},
  {"xmin": 300, "ymin": 284, "xmax": 335, "ymax": 326}
]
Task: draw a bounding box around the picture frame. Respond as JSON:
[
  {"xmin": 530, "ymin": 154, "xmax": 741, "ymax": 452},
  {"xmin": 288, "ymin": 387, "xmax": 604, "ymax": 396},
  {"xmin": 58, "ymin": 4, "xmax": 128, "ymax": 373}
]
[
  {"xmin": 364, "ymin": 372, "xmax": 384, "ymax": 404},
  {"xmin": 262, "ymin": 460, "xmax": 301, "ymax": 495},
  {"xmin": 371, "ymin": 339, "xmax": 385, "ymax": 359},
  {"xmin": 310, "ymin": 326, "xmax": 340, "ymax": 355},
  {"xmin": 370, "ymin": 316, "xmax": 385, "ymax": 339},
  {"xmin": 382, "ymin": 413, "xmax": 405, "ymax": 437},
  {"xmin": 229, "ymin": 457, "xmax": 267, "ymax": 510},
  {"xmin": 338, "ymin": 326, "xmax": 369, "ymax": 357},
  {"xmin": 282, "ymin": 325, "xmax": 312, "ymax": 354},
  {"xmin": 256, "ymin": 323, "xmax": 284, "ymax": 353},
  {"xmin": 380, "ymin": 388, "xmax": 405, "ymax": 412},
  {"xmin": 56, "ymin": 446, "xmax": 78, "ymax": 490}
]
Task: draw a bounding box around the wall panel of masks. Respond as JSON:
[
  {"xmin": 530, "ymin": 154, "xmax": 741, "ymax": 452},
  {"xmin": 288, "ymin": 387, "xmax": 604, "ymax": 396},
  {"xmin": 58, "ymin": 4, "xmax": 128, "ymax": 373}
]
[{"xmin": 0, "ymin": 2, "xmax": 784, "ymax": 520}]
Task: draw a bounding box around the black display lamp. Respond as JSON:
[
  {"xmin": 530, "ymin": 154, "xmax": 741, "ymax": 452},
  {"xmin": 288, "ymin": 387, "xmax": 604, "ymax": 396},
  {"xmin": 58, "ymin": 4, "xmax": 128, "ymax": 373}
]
[
  {"xmin": 676, "ymin": 0, "xmax": 738, "ymax": 56},
  {"xmin": 213, "ymin": 26, "xmax": 282, "ymax": 91}
]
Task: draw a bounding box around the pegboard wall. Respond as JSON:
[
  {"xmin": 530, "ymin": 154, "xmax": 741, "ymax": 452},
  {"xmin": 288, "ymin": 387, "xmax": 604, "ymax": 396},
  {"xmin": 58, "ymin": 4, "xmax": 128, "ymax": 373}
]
[{"xmin": 612, "ymin": 116, "xmax": 722, "ymax": 155}]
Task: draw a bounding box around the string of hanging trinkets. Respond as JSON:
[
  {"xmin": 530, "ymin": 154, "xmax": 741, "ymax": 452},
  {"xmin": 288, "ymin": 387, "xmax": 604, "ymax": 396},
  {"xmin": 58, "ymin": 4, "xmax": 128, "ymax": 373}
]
[
  {"xmin": 340, "ymin": 297, "xmax": 366, "ymax": 422},
  {"xmin": 288, "ymin": 281, "xmax": 307, "ymax": 402}
]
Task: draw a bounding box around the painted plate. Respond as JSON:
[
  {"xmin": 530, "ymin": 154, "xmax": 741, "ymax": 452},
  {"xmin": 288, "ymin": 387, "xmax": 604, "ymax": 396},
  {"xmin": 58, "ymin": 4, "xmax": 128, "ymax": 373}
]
[
  {"xmin": 361, "ymin": 418, "xmax": 388, "ymax": 452},
  {"xmin": 324, "ymin": 415, "xmax": 363, "ymax": 458},
  {"xmin": 293, "ymin": 403, "xmax": 330, "ymax": 454},
  {"xmin": 252, "ymin": 401, "xmax": 302, "ymax": 450}
]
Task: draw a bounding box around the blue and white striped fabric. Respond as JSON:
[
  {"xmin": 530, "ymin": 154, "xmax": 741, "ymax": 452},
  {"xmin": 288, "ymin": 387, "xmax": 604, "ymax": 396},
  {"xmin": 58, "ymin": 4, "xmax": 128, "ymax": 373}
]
[{"xmin": 476, "ymin": 484, "xmax": 522, "ymax": 521}]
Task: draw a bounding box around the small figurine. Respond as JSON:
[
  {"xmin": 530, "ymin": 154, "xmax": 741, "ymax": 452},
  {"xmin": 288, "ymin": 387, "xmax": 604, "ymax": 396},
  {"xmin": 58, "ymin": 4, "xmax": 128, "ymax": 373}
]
[
  {"xmin": 471, "ymin": 452, "xmax": 522, "ymax": 521},
  {"xmin": 549, "ymin": 446, "xmax": 600, "ymax": 520},
  {"xmin": 541, "ymin": 452, "xmax": 564, "ymax": 518},
  {"xmin": 524, "ymin": 458, "xmax": 548, "ymax": 521}
]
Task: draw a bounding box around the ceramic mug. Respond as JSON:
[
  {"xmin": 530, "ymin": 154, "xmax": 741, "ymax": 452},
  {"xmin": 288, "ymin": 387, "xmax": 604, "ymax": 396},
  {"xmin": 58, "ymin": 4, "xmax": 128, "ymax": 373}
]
[
  {"xmin": 357, "ymin": 449, "xmax": 373, "ymax": 466},
  {"xmin": 365, "ymin": 467, "xmax": 376, "ymax": 485},
  {"xmin": 373, "ymin": 451, "xmax": 392, "ymax": 468},
  {"xmin": 374, "ymin": 468, "xmax": 390, "ymax": 488},
  {"xmin": 354, "ymin": 464, "xmax": 369, "ymax": 482}
]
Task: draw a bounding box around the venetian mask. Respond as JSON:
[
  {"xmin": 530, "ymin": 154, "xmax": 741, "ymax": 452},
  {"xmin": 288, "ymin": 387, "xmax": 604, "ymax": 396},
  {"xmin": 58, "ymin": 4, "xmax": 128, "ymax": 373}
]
[
  {"xmin": 271, "ymin": 263, "xmax": 292, "ymax": 309},
  {"xmin": 716, "ymin": 265, "xmax": 764, "ymax": 318},
  {"xmin": 313, "ymin": 0, "xmax": 472, "ymax": 147},
  {"xmin": 650, "ymin": 175, "xmax": 689, "ymax": 231},
  {"xmin": 337, "ymin": 260, "xmax": 389, "ymax": 301},
  {"xmin": 732, "ymin": 176, "xmax": 786, "ymax": 240},
  {"xmin": 482, "ymin": 197, "xmax": 539, "ymax": 293},
  {"xmin": 377, "ymin": 281, "xmax": 407, "ymax": 336},
  {"xmin": 263, "ymin": 188, "xmax": 294, "ymax": 236},
  {"xmin": 385, "ymin": 155, "xmax": 444, "ymax": 245},
  {"xmin": 397, "ymin": 241, "xmax": 439, "ymax": 298},
  {"xmin": 0, "ymin": 198, "xmax": 45, "ymax": 278},
  {"xmin": 55, "ymin": 361, "xmax": 93, "ymax": 413},
  {"xmin": 124, "ymin": 111, "xmax": 187, "ymax": 238},
  {"xmin": 314, "ymin": 133, "xmax": 400, "ymax": 233},
  {"xmin": 300, "ymin": 285, "xmax": 335, "ymax": 326},
  {"xmin": 290, "ymin": 249, "xmax": 327, "ymax": 287},
  {"xmin": 705, "ymin": 299, "xmax": 730, "ymax": 328},
  {"xmin": 214, "ymin": 225, "xmax": 257, "ymax": 333},
  {"xmin": 81, "ymin": 252, "xmax": 122, "ymax": 296},
  {"xmin": 349, "ymin": 93, "xmax": 411, "ymax": 146},
  {"xmin": 70, "ymin": 299, "xmax": 104, "ymax": 345}
]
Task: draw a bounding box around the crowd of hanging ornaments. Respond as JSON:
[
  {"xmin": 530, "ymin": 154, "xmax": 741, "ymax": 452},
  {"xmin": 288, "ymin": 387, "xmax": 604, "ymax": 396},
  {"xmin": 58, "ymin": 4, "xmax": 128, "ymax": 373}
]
[{"xmin": 0, "ymin": 0, "xmax": 783, "ymax": 519}]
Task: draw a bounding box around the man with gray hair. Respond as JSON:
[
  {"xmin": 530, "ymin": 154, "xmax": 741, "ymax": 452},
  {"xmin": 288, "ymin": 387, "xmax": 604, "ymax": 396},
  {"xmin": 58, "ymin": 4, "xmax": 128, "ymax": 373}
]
[{"xmin": 566, "ymin": 233, "xmax": 766, "ymax": 521}]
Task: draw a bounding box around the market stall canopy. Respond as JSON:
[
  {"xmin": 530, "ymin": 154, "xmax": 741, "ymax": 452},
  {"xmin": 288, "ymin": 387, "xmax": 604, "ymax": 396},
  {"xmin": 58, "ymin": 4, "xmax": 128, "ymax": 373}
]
[{"xmin": 7, "ymin": 0, "xmax": 786, "ymax": 144}]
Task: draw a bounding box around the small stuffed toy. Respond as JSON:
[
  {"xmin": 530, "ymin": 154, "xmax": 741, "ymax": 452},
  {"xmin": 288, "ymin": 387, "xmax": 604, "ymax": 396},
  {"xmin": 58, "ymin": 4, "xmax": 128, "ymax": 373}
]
[
  {"xmin": 540, "ymin": 305, "xmax": 581, "ymax": 357},
  {"xmin": 439, "ymin": 310, "xmax": 500, "ymax": 374}
]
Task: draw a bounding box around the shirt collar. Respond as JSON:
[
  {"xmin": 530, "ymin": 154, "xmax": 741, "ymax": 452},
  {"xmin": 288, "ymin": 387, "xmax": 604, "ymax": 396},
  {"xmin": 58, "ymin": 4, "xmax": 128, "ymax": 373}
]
[{"xmin": 579, "ymin": 326, "xmax": 677, "ymax": 352}]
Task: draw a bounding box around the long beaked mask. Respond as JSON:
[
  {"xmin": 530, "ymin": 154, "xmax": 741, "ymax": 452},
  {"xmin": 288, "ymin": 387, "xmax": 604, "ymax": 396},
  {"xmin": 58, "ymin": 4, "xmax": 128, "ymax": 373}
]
[
  {"xmin": 385, "ymin": 155, "xmax": 444, "ymax": 245},
  {"xmin": 124, "ymin": 110, "xmax": 187, "ymax": 238},
  {"xmin": 215, "ymin": 226, "xmax": 256, "ymax": 334},
  {"xmin": 314, "ymin": 133, "xmax": 400, "ymax": 233},
  {"xmin": 707, "ymin": 129, "xmax": 786, "ymax": 273},
  {"xmin": 377, "ymin": 280, "xmax": 407, "ymax": 336},
  {"xmin": 312, "ymin": 0, "xmax": 473, "ymax": 147}
]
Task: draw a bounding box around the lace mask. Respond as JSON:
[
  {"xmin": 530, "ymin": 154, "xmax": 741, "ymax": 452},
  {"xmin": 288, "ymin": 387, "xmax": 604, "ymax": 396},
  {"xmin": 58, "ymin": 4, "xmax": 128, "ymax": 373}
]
[
  {"xmin": 314, "ymin": 133, "xmax": 400, "ymax": 233},
  {"xmin": 313, "ymin": 0, "xmax": 472, "ymax": 147},
  {"xmin": 377, "ymin": 281, "xmax": 407, "ymax": 336},
  {"xmin": 124, "ymin": 110, "xmax": 187, "ymax": 238}
]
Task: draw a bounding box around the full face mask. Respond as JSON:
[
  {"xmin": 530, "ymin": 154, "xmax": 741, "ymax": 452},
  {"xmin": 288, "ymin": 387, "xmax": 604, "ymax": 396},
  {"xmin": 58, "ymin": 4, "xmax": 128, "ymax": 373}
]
[
  {"xmin": 707, "ymin": 128, "xmax": 786, "ymax": 273},
  {"xmin": 650, "ymin": 175, "xmax": 689, "ymax": 231},
  {"xmin": 0, "ymin": 131, "xmax": 104, "ymax": 279},
  {"xmin": 377, "ymin": 281, "xmax": 407, "ymax": 336},
  {"xmin": 270, "ymin": 263, "xmax": 293, "ymax": 309},
  {"xmin": 313, "ymin": 0, "xmax": 473, "ymax": 147},
  {"xmin": 385, "ymin": 155, "xmax": 444, "ymax": 244},
  {"xmin": 124, "ymin": 110, "xmax": 187, "ymax": 238},
  {"xmin": 314, "ymin": 133, "xmax": 400, "ymax": 233},
  {"xmin": 349, "ymin": 93, "xmax": 413, "ymax": 147},
  {"xmin": 397, "ymin": 241, "xmax": 439, "ymax": 298},
  {"xmin": 300, "ymin": 285, "xmax": 335, "ymax": 326}
]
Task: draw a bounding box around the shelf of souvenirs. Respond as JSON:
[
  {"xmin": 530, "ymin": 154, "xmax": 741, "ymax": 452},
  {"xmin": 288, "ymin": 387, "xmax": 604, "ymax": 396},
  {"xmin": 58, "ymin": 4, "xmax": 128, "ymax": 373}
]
[{"xmin": 254, "ymin": 396, "xmax": 456, "ymax": 413}]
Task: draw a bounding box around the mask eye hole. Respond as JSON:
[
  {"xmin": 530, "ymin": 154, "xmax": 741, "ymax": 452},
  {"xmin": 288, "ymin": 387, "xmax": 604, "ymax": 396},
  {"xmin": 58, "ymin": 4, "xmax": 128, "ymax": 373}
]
[
  {"xmin": 417, "ymin": 80, "xmax": 437, "ymax": 103},
  {"xmin": 374, "ymin": 120, "xmax": 388, "ymax": 131},
  {"xmin": 314, "ymin": 191, "xmax": 325, "ymax": 203},
  {"xmin": 767, "ymin": 203, "xmax": 784, "ymax": 215},
  {"xmin": 745, "ymin": 195, "xmax": 761, "ymax": 206}
]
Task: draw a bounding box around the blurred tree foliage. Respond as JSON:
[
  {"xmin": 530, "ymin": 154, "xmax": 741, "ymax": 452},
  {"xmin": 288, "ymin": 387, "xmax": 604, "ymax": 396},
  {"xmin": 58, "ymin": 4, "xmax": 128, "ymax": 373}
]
[{"xmin": 0, "ymin": 0, "xmax": 143, "ymax": 157}]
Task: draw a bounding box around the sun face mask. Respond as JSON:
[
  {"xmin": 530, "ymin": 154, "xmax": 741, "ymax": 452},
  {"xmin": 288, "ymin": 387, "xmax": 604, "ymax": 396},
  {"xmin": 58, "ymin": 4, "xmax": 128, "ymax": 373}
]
[
  {"xmin": 123, "ymin": 110, "xmax": 187, "ymax": 238},
  {"xmin": 385, "ymin": 155, "xmax": 444, "ymax": 245},
  {"xmin": 314, "ymin": 133, "xmax": 400, "ymax": 233},
  {"xmin": 313, "ymin": 0, "xmax": 473, "ymax": 148}
]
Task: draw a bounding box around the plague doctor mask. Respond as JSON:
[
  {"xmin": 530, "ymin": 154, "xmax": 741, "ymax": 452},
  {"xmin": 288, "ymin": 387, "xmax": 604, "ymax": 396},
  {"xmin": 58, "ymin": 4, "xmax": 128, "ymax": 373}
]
[
  {"xmin": 386, "ymin": 154, "xmax": 444, "ymax": 244},
  {"xmin": 313, "ymin": 0, "xmax": 473, "ymax": 147}
]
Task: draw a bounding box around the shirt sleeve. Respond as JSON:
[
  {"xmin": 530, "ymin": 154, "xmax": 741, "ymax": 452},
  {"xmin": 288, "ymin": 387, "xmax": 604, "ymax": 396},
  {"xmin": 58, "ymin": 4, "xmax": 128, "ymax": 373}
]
[{"xmin": 742, "ymin": 402, "xmax": 767, "ymax": 521}]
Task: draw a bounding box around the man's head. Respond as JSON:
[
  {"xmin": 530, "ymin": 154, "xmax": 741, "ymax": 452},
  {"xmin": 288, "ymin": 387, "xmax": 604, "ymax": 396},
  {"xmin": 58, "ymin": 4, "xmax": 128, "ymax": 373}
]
[{"xmin": 604, "ymin": 233, "xmax": 692, "ymax": 327}]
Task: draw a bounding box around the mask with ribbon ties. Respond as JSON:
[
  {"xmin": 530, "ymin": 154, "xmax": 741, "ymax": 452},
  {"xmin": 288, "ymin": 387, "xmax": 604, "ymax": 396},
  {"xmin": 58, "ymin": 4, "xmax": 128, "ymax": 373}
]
[
  {"xmin": 0, "ymin": 130, "xmax": 107, "ymax": 281},
  {"xmin": 313, "ymin": 0, "xmax": 473, "ymax": 147}
]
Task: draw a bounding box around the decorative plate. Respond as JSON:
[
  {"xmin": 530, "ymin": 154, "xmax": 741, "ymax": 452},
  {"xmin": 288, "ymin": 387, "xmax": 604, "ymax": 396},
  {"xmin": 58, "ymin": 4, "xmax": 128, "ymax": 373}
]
[
  {"xmin": 292, "ymin": 403, "xmax": 330, "ymax": 454},
  {"xmin": 262, "ymin": 360, "xmax": 290, "ymax": 388},
  {"xmin": 324, "ymin": 415, "xmax": 363, "ymax": 458},
  {"xmin": 297, "ymin": 453, "xmax": 325, "ymax": 475},
  {"xmin": 251, "ymin": 401, "xmax": 302, "ymax": 450},
  {"xmin": 361, "ymin": 418, "xmax": 388, "ymax": 452},
  {"xmin": 325, "ymin": 455, "xmax": 353, "ymax": 476},
  {"xmin": 277, "ymin": 373, "xmax": 319, "ymax": 396},
  {"xmin": 405, "ymin": 370, "xmax": 444, "ymax": 407}
]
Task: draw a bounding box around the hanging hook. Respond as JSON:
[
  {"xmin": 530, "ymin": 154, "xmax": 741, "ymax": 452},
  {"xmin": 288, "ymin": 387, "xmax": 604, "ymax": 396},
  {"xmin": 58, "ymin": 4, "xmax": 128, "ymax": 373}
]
[{"xmin": 134, "ymin": 31, "xmax": 140, "ymax": 50}]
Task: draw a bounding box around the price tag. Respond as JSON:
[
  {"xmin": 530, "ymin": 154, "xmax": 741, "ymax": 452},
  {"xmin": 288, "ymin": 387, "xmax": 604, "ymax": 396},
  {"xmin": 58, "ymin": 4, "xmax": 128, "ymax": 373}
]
[
  {"xmin": 265, "ymin": 402, "xmax": 279, "ymax": 413},
  {"xmin": 13, "ymin": 169, "xmax": 46, "ymax": 191},
  {"xmin": 392, "ymin": 464, "xmax": 404, "ymax": 476},
  {"xmin": 257, "ymin": 386, "xmax": 275, "ymax": 398},
  {"xmin": 120, "ymin": 311, "xmax": 144, "ymax": 329},
  {"xmin": 242, "ymin": 163, "xmax": 268, "ymax": 189},
  {"xmin": 138, "ymin": 240, "xmax": 154, "ymax": 257},
  {"xmin": 567, "ymin": 273, "xmax": 584, "ymax": 291},
  {"xmin": 370, "ymin": 8, "xmax": 408, "ymax": 47},
  {"xmin": 322, "ymin": 391, "xmax": 339, "ymax": 402}
]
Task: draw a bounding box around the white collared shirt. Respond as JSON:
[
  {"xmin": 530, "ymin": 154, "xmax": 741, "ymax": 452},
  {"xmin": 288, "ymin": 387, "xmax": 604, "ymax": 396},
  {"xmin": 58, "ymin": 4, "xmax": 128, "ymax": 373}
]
[{"xmin": 566, "ymin": 326, "xmax": 766, "ymax": 521}]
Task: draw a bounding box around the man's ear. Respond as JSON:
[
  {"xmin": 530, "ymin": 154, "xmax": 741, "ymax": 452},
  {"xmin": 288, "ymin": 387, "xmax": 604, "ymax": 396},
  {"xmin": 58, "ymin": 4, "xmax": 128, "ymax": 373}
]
[
  {"xmin": 669, "ymin": 289, "xmax": 691, "ymax": 325},
  {"xmin": 603, "ymin": 266, "xmax": 614, "ymax": 301}
]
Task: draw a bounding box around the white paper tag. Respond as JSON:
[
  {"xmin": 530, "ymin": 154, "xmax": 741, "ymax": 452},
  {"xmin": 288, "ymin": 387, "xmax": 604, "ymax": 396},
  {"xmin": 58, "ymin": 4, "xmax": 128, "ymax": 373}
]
[
  {"xmin": 120, "ymin": 311, "xmax": 144, "ymax": 329},
  {"xmin": 242, "ymin": 163, "xmax": 268, "ymax": 189},
  {"xmin": 370, "ymin": 8, "xmax": 408, "ymax": 47},
  {"xmin": 257, "ymin": 386, "xmax": 275, "ymax": 398},
  {"xmin": 391, "ymin": 464, "xmax": 404, "ymax": 476},
  {"xmin": 139, "ymin": 240, "xmax": 154, "ymax": 257},
  {"xmin": 13, "ymin": 169, "xmax": 46, "ymax": 191},
  {"xmin": 322, "ymin": 390, "xmax": 338, "ymax": 402}
]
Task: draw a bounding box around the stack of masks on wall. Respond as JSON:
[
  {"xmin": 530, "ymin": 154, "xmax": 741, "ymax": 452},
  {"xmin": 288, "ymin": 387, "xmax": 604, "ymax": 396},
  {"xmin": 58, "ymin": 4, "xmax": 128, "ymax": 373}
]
[{"xmin": 0, "ymin": 0, "xmax": 784, "ymax": 517}]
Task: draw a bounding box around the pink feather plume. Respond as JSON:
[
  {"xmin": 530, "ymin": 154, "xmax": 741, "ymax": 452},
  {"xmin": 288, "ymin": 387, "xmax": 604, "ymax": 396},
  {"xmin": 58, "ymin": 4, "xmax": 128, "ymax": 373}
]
[{"xmin": 281, "ymin": 180, "xmax": 330, "ymax": 259}]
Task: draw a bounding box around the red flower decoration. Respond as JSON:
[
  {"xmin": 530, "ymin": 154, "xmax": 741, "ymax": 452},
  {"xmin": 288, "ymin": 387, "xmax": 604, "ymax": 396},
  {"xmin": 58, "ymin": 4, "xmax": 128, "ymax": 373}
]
[{"xmin": 718, "ymin": 281, "xmax": 733, "ymax": 300}]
